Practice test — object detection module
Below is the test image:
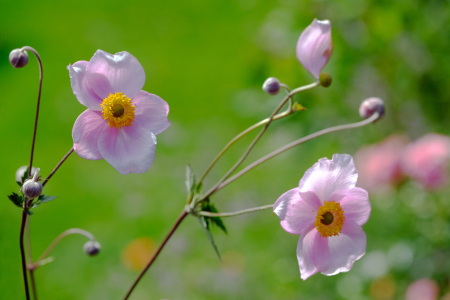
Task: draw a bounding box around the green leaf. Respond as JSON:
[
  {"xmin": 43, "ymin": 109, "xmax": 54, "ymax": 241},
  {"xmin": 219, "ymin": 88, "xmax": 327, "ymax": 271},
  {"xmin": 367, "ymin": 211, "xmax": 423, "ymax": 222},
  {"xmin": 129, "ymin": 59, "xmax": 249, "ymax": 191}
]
[
  {"xmin": 198, "ymin": 217, "xmax": 221, "ymax": 260},
  {"xmin": 16, "ymin": 181, "xmax": 22, "ymax": 187},
  {"xmin": 200, "ymin": 201, "xmax": 227, "ymax": 234},
  {"xmin": 21, "ymin": 167, "xmax": 29, "ymax": 185},
  {"xmin": 185, "ymin": 164, "xmax": 196, "ymax": 196},
  {"xmin": 7, "ymin": 192, "xmax": 24, "ymax": 208},
  {"xmin": 38, "ymin": 195, "xmax": 57, "ymax": 203},
  {"xmin": 208, "ymin": 204, "xmax": 227, "ymax": 234}
]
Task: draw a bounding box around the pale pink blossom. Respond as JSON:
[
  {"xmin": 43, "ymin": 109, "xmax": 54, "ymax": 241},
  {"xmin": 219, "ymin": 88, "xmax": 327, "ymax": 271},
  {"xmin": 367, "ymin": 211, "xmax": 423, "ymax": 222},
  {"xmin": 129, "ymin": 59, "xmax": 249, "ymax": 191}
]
[
  {"xmin": 274, "ymin": 154, "xmax": 370, "ymax": 280},
  {"xmin": 402, "ymin": 133, "xmax": 450, "ymax": 189},
  {"xmin": 354, "ymin": 135, "xmax": 408, "ymax": 192},
  {"xmin": 296, "ymin": 19, "xmax": 333, "ymax": 79},
  {"xmin": 405, "ymin": 278, "xmax": 439, "ymax": 300},
  {"xmin": 68, "ymin": 50, "xmax": 170, "ymax": 175}
]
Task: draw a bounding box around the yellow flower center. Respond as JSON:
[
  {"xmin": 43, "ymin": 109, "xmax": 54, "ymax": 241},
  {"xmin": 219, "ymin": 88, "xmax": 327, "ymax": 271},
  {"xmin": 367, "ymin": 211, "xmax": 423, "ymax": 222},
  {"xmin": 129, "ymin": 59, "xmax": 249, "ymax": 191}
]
[
  {"xmin": 314, "ymin": 201, "xmax": 345, "ymax": 238},
  {"xmin": 100, "ymin": 92, "xmax": 135, "ymax": 128}
]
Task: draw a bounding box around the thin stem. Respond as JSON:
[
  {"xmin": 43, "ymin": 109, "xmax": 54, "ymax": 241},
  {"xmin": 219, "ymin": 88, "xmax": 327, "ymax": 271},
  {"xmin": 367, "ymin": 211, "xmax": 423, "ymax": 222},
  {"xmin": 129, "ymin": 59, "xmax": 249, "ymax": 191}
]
[
  {"xmin": 34, "ymin": 228, "xmax": 95, "ymax": 266},
  {"xmin": 42, "ymin": 147, "xmax": 74, "ymax": 187},
  {"xmin": 198, "ymin": 204, "xmax": 273, "ymax": 217},
  {"xmin": 212, "ymin": 112, "xmax": 380, "ymax": 193},
  {"xmin": 21, "ymin": 47, "xmax": 43, "ymax": 180},
  {"xmin": 30, "ymin": 270, "xmax": 38, "ymax": 300},
  {"xmin": 193, "ymin": 83, "xmax": 298, "ymax": 199},
  {"xmin": 123, "ymin": 210, "xmax": 188, "ymax": 300},
  {"xmin": 20, "ymin": 210, "xmax": 31, "ymax": 300},
  {"xmin": 202, "ymin": 81, "xmax": 319, "ymax": 200},
  {"xmin": 25, "ymin": 217, "xmax": 38, "ymax": 300}
]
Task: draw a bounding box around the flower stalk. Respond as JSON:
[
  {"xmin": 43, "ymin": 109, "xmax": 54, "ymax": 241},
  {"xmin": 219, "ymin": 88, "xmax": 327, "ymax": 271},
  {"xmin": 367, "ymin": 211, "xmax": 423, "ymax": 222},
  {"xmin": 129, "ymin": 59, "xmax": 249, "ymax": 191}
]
[{"xmin": 197, "ymin": 204, "xmax": 274, "ymax": 217}]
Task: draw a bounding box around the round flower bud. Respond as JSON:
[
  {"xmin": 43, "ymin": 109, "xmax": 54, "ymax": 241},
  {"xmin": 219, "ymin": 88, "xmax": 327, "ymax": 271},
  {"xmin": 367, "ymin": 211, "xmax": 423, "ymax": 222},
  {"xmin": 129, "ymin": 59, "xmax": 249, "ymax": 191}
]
[
  {"xmin": 83, "ymin": 241, "xmax": 101, "ymax": 256},
  {"xmin": 22, "ymin": 168, "xmax": 42, "ymax": 200},
  {"xmin": 262, "ymin": 77, "xmax": 280, "ymax": 95},
  {"xmin": 15, "ymin": 165, "xmax": 37, "ymax": 183},
  {"xmin": 319, "ymin": 72, "xmax": 332, "ymax": 88},
  {"xmin": 9, "ymin": 49, "xmax": 29, "ymax": 68},
  {"xmin": 359, "ymin": 97, "xmax": 385, "ymax": 120}
]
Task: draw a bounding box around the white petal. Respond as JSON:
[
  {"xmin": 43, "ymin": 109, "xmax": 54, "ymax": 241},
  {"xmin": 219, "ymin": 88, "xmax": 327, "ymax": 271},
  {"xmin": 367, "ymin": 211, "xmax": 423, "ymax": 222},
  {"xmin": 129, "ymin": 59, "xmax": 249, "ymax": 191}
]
[
  {"xmin": 67, "ymin": 61, "xmax": 103, "ymax": 110},
  {"xmin": 299, "ymin": 154, "xmax": 358, "ymax": 204}
]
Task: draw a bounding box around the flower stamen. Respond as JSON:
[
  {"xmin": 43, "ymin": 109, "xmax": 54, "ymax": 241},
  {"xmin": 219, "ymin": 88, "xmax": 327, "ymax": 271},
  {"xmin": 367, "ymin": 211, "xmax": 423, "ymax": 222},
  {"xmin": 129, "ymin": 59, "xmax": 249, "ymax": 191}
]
[
  {"xmin": 314, "ymin": 201, "xmax": 345, "ymax": 238},
  {"xmin": 100, "ymin": 92, "xmax": 135, "ymax": 128}
]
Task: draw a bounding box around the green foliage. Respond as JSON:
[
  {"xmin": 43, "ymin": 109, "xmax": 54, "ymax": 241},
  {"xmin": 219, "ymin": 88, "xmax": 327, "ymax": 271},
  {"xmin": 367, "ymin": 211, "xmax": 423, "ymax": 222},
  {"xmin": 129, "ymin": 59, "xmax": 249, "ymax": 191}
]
[{"xmin": 7, "ymin": 192, "xmax": 23, "ymax": 208}]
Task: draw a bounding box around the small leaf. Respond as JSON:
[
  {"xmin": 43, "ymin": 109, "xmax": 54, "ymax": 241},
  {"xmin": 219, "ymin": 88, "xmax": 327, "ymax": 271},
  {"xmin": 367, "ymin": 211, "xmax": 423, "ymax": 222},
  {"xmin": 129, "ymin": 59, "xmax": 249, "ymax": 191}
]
[
  {"xmin": 16, "ymin": 181, "xmax": 22, "ymax": 187},
  {"xmin": 198, "ymin": 217, "xmax": 221, "ymax": 260},
  {"xmin": 292, "ymin": 102, "xmax": 307, "ymax": 112},
  {"xmin": 185, "ymin": 164, "xmax": 197, "ymax": 195},
  {"xmin": 21, "ymin": 167, "xmax": 29, "ymax": 185},
  {"xmin": 208, "ymin": 204, "xmax": 227, "ymax": 234},
  {"xmin": 25, "ymin": 208, "xmax": 33, "ymax": 215},
  {"xmin": 196, "ymin": 182, "xmax": 203, "ymax": 193},
  {"xmin": 38, "ymin": 195, "xmax": 57, "ymax": 203},
  {"xmin": 8, "ymin": 192, "xmax": 24, "ymax": 208}
]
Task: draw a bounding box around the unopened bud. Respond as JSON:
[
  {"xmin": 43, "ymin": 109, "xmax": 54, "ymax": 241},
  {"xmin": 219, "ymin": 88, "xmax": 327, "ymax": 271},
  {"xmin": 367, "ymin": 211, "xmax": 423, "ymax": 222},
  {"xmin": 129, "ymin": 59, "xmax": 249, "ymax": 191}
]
[
  {"xmin": 15, "ymin": 165, "xmax": 37, "ymax": 183},
  {"xmin": 359, "ymin": 97, "xmax": 385, "ymax": 120},
  {"xmin": 319, "ymin": 72, "xmax": 332, "ymax": 87},
  {"xmin": 9, "ymin": 49, "xmax": 29, "ymax": 68},
  {"xmin": 262, "ymin": 77, "xmax": 280, "ymax": 95},
  {"xmin": 22, "ymin": 168, "xmax": 42, "ymax": 199},
  {"xmin": 83, "ymin": 241, "xmax": 101, "ymax": 256}
]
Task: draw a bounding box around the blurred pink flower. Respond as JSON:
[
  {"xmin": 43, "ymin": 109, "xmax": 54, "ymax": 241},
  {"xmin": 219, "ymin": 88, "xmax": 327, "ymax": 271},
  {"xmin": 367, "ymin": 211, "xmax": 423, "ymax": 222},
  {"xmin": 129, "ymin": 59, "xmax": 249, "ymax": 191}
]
[
  {"xmin": 68, "ymin": 50, "xmax": 170, "ymax": 175},
  {"xmin": 274, "ymin": 154, "xmax": 370, "ymax": 280},
  {"xmin": 405, "ymin": 278, "xmax": 439, "ymax": 300},
  {"xmin": 401, "ymin": 133, "xmax": 450, "ymax": 189},
  {"xmin": 296, "ymin": 18, "xmax": 333, "ymax": 79},
  {"xmin": 354, "ymin": 135, "xmax": 408, "ymax": 192}
]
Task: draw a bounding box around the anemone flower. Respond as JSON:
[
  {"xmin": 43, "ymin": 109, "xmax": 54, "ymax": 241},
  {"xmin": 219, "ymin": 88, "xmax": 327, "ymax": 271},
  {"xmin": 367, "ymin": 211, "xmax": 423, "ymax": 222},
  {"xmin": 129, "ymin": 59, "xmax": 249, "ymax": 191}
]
[
  {"xmin": 401, "ymin": 133, "xmax": 450, "ymax": 189},
  {"xmin": 68, "ymin": 50, "xmax": 170, "ymax": 175},
  {"xmin": 274, "ymin": 154, "xmax": 370, "ymax": 280},
  {"xmin": 296, "ymin": 18, "xmax": 333, "ymax": 79}
]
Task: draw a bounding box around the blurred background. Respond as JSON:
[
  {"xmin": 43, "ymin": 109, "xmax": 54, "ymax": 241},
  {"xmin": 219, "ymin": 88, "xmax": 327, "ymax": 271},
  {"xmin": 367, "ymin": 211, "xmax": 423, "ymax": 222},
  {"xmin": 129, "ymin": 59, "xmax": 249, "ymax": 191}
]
[{"xmin": 1, "ymin": 0, "xmax": 450, "ymax": 299}]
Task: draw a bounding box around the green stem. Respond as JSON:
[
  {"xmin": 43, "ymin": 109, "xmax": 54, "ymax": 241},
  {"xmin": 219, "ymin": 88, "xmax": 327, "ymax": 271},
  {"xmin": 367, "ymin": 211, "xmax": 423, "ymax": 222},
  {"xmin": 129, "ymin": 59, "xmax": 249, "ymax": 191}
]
[
  {"xmin": 198, "ymin": 204, "xmax": 273, "ymax": 217},
  {"xmin": 212, "ymin": 112, "xmax": 380, "ymax": 193},
  {"xmin": 201, "ymin": 81, "xmax": 319, "ymax": 200}
]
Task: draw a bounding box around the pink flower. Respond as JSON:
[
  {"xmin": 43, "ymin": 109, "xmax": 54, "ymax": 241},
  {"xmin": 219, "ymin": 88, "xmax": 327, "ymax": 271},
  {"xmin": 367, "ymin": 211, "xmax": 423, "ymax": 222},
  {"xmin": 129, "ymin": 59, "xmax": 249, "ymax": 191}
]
[
  {"xmin": 274, "ymin": 154, "xmax": 370, "ymax": 280},
  {"xmin": 401, "ymin": 133, "xmax": 450, "ymax": 189},
  {"xmin": 405, "ymin": 278, "xmax": 439, "ymax": 300},
  {"xmin": 68, "ymin": 50, "xmax": 170, "ymax": 175},
  {"xmin": 296, "ymin": 19, "xmax": 333, "ymax": 79},
  {"xmin": 354, "ymin": 135, "xmax": 408, "ymax": 192}
]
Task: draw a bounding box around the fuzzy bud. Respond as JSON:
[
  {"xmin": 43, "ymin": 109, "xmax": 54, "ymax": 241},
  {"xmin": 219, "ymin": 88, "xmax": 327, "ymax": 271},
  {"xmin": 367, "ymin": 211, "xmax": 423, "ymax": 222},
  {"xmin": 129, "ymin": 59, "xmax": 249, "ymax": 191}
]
[
  {"xmin": 359, "ymin": 97, "xmax": 385, "ymax": 120},
  {"xmin": 319, "ymin": 72, "xmax": 332, "ymax": 87},
  {"xmin": 83, "ymin": 241, "xmax": 101, "ymax": 256},
  {"xmin": 9, "ymin": 49, "xmax": 29, "ymax": 68},
  {"xmin": 15, "ymin": 165, "xmax": 36, "ymax": 184},
  {"xmin": 22, "ymin": 168, "xmax": 42, "ymax": 199},
  {"xmin": 262, "ymin": 77, "xmax": 281, "ymax": 95}
]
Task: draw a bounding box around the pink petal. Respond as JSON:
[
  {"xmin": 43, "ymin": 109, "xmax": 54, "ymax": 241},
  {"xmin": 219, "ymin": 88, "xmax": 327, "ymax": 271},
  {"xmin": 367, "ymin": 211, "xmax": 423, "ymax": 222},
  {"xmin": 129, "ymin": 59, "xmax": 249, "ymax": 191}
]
[
  {"xmin": 340, "ymin": 187, "xmax": 371, "ymax": 226},
  {"xmin": 274, "ymin": 188, "xmax": 316, "ymax": 235},
  {"xmin": 296, "ymin": 224, "xmax": 319, "ymax": 280},
  {"xmin": 133, "ymin": 91, "xmax": 171, "ymax": 135},
  {"xmin": 318, "ymin": 220, "xmax": 366, "ymax": 276},
  {"xmin": 296, "ymin": 19, "xmax": 332, "ymax": 79},
  {"xmin": 97, "ymin": 124, "xmax": 157, "ymax": 175},
  {"xmin": 86, "ymin": 50, "xmax": 145, "ymax": 100},
  {"xmin": 72, "ymin": 110, "xmax": 110, "ymax": 160},
  {"xmin": 299, "ymin": 154, "xmax": 358, "ymax": 204},
  {"xmin": 67, "ymin": 61, "xmax": 103, "ymax": 110}
]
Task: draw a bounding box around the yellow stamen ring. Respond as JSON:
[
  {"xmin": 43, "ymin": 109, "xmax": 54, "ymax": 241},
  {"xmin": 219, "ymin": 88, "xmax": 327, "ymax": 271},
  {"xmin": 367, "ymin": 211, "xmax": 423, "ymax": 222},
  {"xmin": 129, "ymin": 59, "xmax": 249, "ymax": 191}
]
[
  {"xmin": 100, "ymin": 92, "xmax": 135, "ymax": 128},
  {"xmin": 314, "ymin": 201, "xmax": 345, "ymax": 238}
]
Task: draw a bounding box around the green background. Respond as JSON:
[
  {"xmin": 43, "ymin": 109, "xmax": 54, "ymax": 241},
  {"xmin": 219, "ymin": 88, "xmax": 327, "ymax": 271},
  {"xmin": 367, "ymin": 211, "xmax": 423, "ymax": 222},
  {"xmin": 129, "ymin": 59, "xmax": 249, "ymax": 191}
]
[{"xmin": 1, "ymin": 0, "xmax": 450, "ymax": 299}]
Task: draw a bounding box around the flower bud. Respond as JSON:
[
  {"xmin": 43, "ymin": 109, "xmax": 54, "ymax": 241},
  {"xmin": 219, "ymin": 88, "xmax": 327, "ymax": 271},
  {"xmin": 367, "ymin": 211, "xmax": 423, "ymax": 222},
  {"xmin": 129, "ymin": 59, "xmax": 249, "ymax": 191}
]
[
  {"xmin": 262, "ymin": 77, "xmax": 280, "ymax": 95},
  {"xmin": 296, "ymin": 19, "xmax": 333, "ymax": 79},
  {"xmin": 359, "ymin": 97, "xmax": 385, "ymax": 120},
  {"xmin": 319, "ymin": 72, "xmax": 332, "ymax": 88},
  {"xmin": 15, "ymin": 165, "xmax": 37, "ymax": 183},
  {"xmin": 83, "ymin": 241, "xmax": 101, "ymax": 256},
  {"xmin": 9, "ymin": 49, "xmax": 29, "ymax": 68},
  {"xmin": 22, "ymin": 168, "xmax": 42, "ymax": 200}
]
